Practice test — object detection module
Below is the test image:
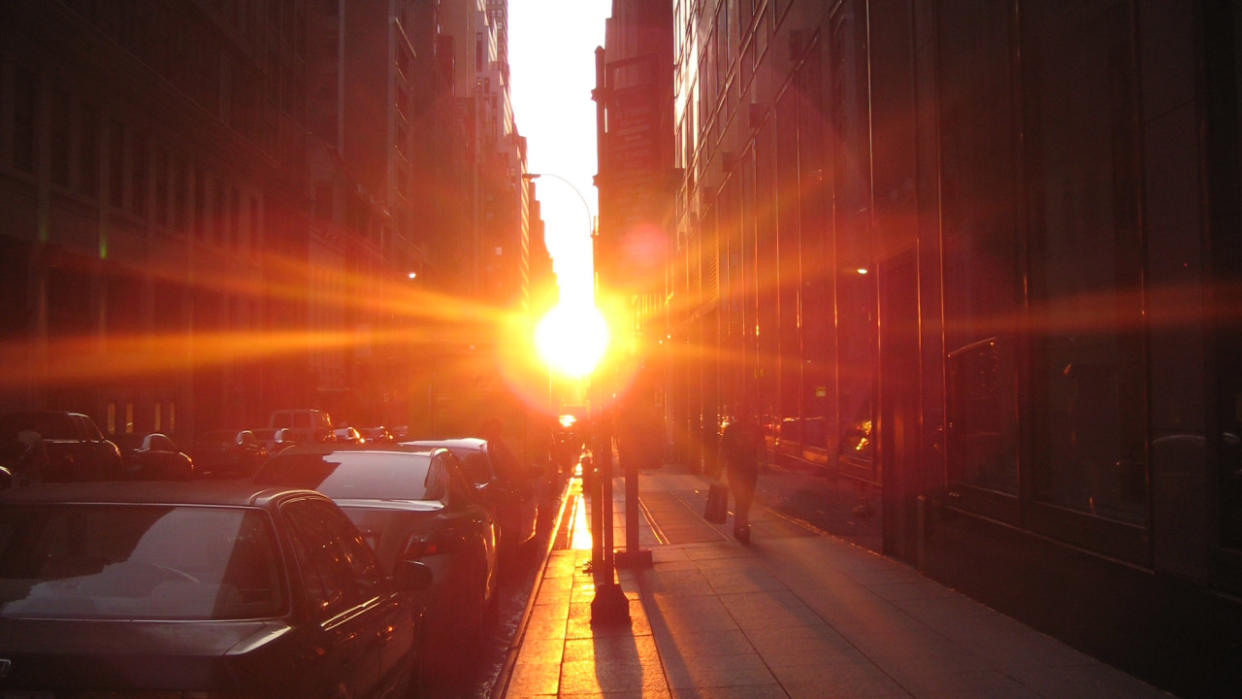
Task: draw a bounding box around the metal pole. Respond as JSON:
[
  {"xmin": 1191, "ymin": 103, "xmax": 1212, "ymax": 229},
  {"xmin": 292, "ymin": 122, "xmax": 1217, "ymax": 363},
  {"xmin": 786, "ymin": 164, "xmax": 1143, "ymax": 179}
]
[{"xmin": 589, "ymin": 44, "xmax": 628, "ymax": 624}]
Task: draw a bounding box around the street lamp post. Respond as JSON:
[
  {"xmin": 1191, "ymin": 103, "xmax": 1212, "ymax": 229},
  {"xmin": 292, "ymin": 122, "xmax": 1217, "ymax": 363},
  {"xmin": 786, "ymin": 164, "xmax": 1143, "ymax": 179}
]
[{"xmin": 523, "ymin": 167, "xmax": 629, "ymax": 625}]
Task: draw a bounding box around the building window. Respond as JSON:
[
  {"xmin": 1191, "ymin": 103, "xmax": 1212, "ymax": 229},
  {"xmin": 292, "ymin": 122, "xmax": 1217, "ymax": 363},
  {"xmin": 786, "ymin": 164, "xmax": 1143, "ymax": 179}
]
[
  {"xmin": 829, "ymin": 0, "xmax": 877, "ymax": 480},
  {"xmin": 215, "ymin": 180, "xmax": 226, "ymax": 244},
  {"xmin": 1024, "ymin": 0, "xmax": 1146, "ymax": 525},
  {"xmin": 249, "ymin": 195, "xmax": 260, "ymax": 252},
  {"xmin": 51, "ymin": 89, "xmax": 71, "ymax": 187},
  {"xmin": 939, "ymin": 0, "xmax": 1021, "ymax": 499},
  {"xmin": 155, "ymin": 149, "xmax": 169, "ymax": 226},
  {"xmin": 13, "ymin": 65, "xmax": 38, "ymax": 173},
  {"xmin": 173, "ymin": 158, "xmax": 187, "ymax": 230},
  {"xmin": 79, "ymin": 103, "xmax": 99, "ymax": 197},
  {"xmin": 315, "ymin": 182, "xmax": 332, "ymax": 221},
  {"xmin": 131, "ymin": 132, "xmax": 147, "ymax": 217},
  {"xmin": 125, "ymin": 402, "xmax": 134, "ymax": 434},
  {"xmin": 195, "ymin": 169, "xmax": 208, "ymax": 241},
  {"xmin": 109, "ymin": 120, "xmax": 125, "ymax": 208}
]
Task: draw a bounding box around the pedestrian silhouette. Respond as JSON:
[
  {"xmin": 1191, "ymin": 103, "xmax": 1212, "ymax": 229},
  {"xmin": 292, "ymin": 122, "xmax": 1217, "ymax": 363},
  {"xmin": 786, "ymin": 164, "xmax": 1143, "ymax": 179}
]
[{"xmin": 719, "ymin": 404, "xmax": 763, "ymax": 543}]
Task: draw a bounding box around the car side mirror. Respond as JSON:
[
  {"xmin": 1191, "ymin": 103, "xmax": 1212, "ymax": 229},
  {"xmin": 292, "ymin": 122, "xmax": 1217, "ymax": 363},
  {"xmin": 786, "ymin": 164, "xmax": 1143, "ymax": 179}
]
[{"xmin": 393, "ymin": 559, "xmax": 434, "ymax": 591}]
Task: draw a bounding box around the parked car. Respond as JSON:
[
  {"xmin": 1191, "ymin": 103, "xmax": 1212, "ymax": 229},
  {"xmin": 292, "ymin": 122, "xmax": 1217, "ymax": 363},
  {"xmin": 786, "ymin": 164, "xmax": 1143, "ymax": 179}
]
[
  {"xmin": 0, "ymin": 480, "xmax": 430, "ymax": 698},
  {"xmin": 113, "ymin": 432, "xmax": 196, "ymax": 480},
  {"xmin": 253, "ymin": 445, "xmax": 497, "ymax": 675},
  {"xmin": 359, "ymin": 426, "xmax": 396, "ymax": 444},
  {"xmin": 193, "ymin": 429, "xmax": 269, "ymax": 478},
  {"xmin": 0, "ymin": 411, "xmax": 122, "ymax": 484},
  {"xmin": 334, "ymin": 426, "xmax": 365, "ymax": 445},
  {"xmin": 403, "ymin": 437, "xmax": 539, "ymax": 554},
  {"xmin": 267, "ymin": 408, "xmax": 335, "ymax": 444}
]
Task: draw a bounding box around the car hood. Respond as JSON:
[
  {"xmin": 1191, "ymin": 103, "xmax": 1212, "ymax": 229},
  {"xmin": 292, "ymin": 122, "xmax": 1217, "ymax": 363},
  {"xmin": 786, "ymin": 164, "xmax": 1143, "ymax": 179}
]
[{"xmin": 0, "ymin": 618, "xmax": 294, "ymax": 690}]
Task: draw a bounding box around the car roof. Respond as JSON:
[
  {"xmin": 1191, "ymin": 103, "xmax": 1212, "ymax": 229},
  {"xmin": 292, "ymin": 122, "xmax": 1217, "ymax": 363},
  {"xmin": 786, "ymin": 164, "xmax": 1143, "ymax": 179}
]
[
  {"xmin": 0, "ymin": 480, "xmax": 324, "ymax": 509},
  {"xmin": 401, "ymin": 437, "xmax": 486, "ymax": 451}
]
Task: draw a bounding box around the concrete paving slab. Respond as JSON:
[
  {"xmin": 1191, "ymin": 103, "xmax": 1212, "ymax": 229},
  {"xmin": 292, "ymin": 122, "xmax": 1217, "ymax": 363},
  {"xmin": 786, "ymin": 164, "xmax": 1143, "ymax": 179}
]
[
  {"xmin": 661, "ymin": 651, "xmax": 779, "ymax": 690},
  {"xmin": 506, "ymin": 660, "xmax": 562, "ymax": 696},
  {"xmin": 769, "ymin": 660, "xmax": 909, "ymax": 698},
  {"xmin": 562, "ymin": 635, "xmax": 661, "ymax": 665},
  {"xmin": 668, "ymin": 685, "xmax": 789, "ymax": 699},
  {"xmin": 649, "ymin": 627, "xmax": 757, "ymax": 659},
  {"xmin": 558, "ymin": 658, "xmax": 670, "ymax": 695}
]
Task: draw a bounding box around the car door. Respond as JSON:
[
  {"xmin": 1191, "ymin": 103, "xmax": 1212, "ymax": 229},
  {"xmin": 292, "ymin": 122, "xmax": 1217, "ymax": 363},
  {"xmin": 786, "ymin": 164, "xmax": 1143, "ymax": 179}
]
[
  {"xmin": 281, "ymin": 497, "xmax": 389, "ymax": 698},
  {"xmin": 313, "ymin": 498, "xmax": 416, "ymax": 694},
  {"xmin": 442, "ymin": 455, "xmax": 497, "ymax": 616}
]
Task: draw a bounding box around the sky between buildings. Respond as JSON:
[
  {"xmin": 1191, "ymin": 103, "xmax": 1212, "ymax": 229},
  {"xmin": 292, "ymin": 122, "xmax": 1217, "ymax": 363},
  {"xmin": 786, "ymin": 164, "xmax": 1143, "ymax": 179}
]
[{"xmin": 508, "ymin": 0, "xmax": 613, "ymax": 306}]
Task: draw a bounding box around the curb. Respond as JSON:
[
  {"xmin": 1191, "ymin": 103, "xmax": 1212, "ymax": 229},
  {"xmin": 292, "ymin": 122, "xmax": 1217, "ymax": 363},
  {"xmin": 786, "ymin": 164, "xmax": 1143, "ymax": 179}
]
[{"xmin": 489, "ymin": 476, "xmax": 575, "ymax": 699}]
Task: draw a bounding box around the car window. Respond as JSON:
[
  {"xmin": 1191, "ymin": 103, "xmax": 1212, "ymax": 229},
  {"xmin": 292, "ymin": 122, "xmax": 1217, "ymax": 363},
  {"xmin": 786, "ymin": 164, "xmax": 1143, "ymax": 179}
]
[
  {"xmin": 486, "ymin": 440, "xmax": 522, "ymax": 481},
  {"xmin": 271, "ymin": 414, "xmax": 290, "ymax": 429},
  {"xmin": 257, "ymin": 451, "xmax": 440, "ymax": 501},
  {"xmin": 0, "ymin": 505, "xmax": 284, "ymax": 620},
  {"xmin": 458, "ymin": 451, "xmax": 495, "ymax": 486},
  {"xmin": 440, "ymin": 455, "xmax": 475, "ymax": 507},
  {"xmin": 151, "ymin": 435, "xmax": 175, "ymax": 451},
  {"xmin": 282, "ymin": 499, "xmax": 381, "ymax": 620}
]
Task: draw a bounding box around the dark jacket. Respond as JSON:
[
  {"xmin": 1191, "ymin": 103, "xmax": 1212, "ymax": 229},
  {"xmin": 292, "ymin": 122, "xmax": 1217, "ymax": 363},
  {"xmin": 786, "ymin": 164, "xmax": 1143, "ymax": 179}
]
[{"xmin": 719, "ymin": 418, "xmax": 763, "ymax": 477}]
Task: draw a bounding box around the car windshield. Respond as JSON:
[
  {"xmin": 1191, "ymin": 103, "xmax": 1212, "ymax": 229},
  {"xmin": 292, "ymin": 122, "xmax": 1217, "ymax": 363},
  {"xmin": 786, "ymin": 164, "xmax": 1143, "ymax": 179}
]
[
  {"xmin": 256, "ymin": 451, "xmax": 443, "ymax": 501},
  {"xmin": 0, "ymin": 504, "xmax": 285, "ymax": 620},
  {"xmin": 0, "ymin": 413, "xmax": 78, "ymax": 441}
]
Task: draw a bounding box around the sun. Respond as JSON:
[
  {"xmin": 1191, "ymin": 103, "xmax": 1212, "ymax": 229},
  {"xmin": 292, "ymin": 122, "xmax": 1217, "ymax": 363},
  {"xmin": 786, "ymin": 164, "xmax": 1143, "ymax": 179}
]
[{"xmin": 534, "ymin": 303, "xmax": 609, "ymax": 378}]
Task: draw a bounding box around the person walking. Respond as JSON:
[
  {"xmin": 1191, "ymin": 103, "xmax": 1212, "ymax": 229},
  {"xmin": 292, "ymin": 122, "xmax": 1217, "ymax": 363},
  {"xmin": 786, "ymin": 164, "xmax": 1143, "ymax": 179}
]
[{"xmin": 719, "ymin": 405, "xmax": 763, "ymax": 543}]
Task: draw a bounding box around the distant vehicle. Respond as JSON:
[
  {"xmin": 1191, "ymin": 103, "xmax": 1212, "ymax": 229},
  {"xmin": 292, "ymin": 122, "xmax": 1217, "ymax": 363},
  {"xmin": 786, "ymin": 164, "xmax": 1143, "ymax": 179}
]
[
  {"xmin": 334, "ymin": 426, "xmax": 364, "ymax": 445},
  {"xmin": 0, "ymin": 480, "xmax": 430, "ymax": 697},
  {"xmin": 192, "ymin": 429, "xmax": 268, "ymax": 478},
  {"xmin": 254, "ymin": 445, "xmax": 497, "ymax": 675},
  {"xmin": 113, "ymin": 432, "xmax": 195, "ymax": 480},
  {"xmin": 403, "ymin": 437, "xmax": 538, "ymax": 554},
  {"xmin": 248, "ymin": 427, "xmax": 280, "ymax": 453},
  {"xmin": 0, "ymin": 411, "xmax": 122, "ymax": 484},
  {"xmin": 359, "ymin": 426, "xmax": 396, "ymax": 444},
  {"xmin": 267, "ymin": 408, "xmax": 334, "ymax": 444}
]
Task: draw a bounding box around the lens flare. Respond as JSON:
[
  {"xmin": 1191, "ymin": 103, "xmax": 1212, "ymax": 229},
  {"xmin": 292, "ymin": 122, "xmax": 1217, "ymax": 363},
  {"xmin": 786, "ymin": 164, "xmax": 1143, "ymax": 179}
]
[{"xmin": 534, "ymin": 303, "xmax": 609, "ymax": 378}]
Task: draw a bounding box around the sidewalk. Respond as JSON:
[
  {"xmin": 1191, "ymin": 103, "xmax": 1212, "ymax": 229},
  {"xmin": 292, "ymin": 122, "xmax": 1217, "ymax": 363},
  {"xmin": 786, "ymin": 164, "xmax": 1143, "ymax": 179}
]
[{"xmin": 496, "ymin": 466, "xmax": 1167, "ymax": 698}]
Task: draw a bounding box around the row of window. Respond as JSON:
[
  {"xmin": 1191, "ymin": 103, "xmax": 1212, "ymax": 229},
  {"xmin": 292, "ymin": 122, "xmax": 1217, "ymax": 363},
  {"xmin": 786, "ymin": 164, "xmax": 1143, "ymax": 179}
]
[{"xmin": 3, "ymin": 62, "xmax": 263, "ymax": 256}]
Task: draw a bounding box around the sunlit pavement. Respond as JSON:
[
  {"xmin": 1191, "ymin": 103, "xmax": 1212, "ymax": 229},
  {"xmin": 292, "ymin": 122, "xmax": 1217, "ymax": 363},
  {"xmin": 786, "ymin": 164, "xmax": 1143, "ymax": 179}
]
[{"xmin": 495, "ymin": 466, "xmax": 1165, "ymax": 698}]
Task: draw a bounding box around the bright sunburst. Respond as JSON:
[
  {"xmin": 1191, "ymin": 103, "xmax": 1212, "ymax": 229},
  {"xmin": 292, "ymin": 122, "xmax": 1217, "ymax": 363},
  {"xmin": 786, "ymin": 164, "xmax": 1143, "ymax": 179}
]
[{"xmin": 534, "ymin": 303, "xmax": 609, "ymax": 378}]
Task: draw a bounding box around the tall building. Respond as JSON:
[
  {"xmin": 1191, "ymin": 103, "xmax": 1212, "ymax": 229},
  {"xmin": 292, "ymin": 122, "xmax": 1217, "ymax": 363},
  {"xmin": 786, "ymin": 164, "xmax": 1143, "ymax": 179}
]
[
  {"xmin": 0, "ymin": 0, "xmax": 310, "ymax": 435},
  {"xmin": 0, "ymin": 0, "xmax": 499, "ymax": 439},
  {"xmin": 662, "ymin": 1, "xmax": 1242, "ymax": 695},
  {"xmin": 440, "ymin": 0, "xmax": 532, "ymax": 308}
]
